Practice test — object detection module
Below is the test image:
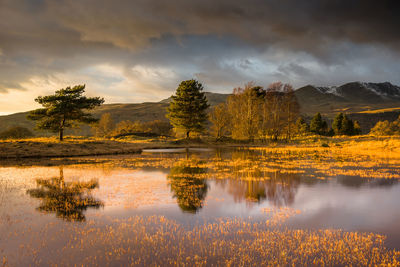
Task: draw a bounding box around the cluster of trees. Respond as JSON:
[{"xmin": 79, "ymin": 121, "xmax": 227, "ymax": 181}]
[
  {"xmin": 209, "ymin": 82, "xmax": 299, "ymax": 141},
  {"xmin": 208, "ymin": 83, "xmax": 361, "ymax": 140},
  {"xmin": 370, "ymin": 115, "xmax": 400, "ymax": 136},
  {"xmin": 302, "ymin": 112, "xmax": 361, "ymax": 136},
  {"xmin": 92, "ymin": 113, "xmax": 172, "ymax": 138},
  {"xmin": 331, "ymin": 113, "xmax": 361, "ymax": 135}
]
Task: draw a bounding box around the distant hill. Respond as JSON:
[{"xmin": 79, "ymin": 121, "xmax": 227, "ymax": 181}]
[
  {"xmin": 0, "ymin": 83, "xmax": 399, "ymax": 135},
  {"xmin": 0, "ymin": 92, "xmax": 229, "ymax": 136},
  {"xmin": 295, "ymin": 82, "xmax": 400, "ymax": 116}
]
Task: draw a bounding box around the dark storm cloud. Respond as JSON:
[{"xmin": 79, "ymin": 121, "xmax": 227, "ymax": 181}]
[
  {"xmin": 0, "ymin": 0, "xmax": 400, "ymax": 111},
  {"xmin": 43, "ymin": 0, "xmax": 400, "ymax": 53}
]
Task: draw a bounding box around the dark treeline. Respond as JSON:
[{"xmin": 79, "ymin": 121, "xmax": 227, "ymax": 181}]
[{"xmin": 307, "ymin": 112, "xmax": 361, "ymax": 137}]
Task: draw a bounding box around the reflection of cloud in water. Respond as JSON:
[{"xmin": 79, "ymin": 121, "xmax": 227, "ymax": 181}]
[
  {"xmin": 94, "ymin": 170, "xmax": 174, "ymax": 209},
  {"xmin": 289, "ymin": 183, "xmax": 400, "ymax": 230}
]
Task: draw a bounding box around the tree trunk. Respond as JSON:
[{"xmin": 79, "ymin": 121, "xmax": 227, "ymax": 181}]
[
  {"xmin": 59, "ymin": 116, "xmax": 65, "ymax": 141},
  {"xmin": 59, "ymin": 128, "xmax": 64, "ymax": 141}
]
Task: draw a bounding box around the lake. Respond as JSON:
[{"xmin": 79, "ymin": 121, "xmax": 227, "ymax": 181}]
[{"xmin": 1, "ymin": 147, "xmax": 400, "ymax": 265}]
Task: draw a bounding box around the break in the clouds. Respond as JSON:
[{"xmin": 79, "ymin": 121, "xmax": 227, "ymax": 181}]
[{"xmin": 0, "ymin": 0, "xmax": 400, "ymax": 113}]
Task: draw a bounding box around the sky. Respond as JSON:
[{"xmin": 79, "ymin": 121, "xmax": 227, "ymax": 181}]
[{"xmin": 1, "ymin": 0, "xmax": 400, "ymax": 114}]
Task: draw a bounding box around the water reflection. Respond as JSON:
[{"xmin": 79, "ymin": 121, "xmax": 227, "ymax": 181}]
[
  {"xmin": 167, "ymin": 158, "xmax": 208, "ymax": 213},
  {"xmin": 19, "ymin": 148, "xmax": 400, "ymax": 218},
  {"xmin": 216, "ymin": 173, "xmax": 300, "ymax": 206},
  {"xmin": 27, "ymin": 167, "xmax": 103, "ymax": 221},
  {"xmin": 336, "ymin": 176, "xmax": 398, "ymax": 188}
]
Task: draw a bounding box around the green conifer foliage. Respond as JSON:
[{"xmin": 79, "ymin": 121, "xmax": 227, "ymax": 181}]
[
  {"xmin": 341, "ymin": 115, "xmax": 355, "ymax": 135},
  {"xmin": 167, "ymin": 80, "xmax": 210, "ymax": 138},
  {"xmin": 27, "ymin": 85, "xmax": 104, "ymax": 141},
  {"xmin": 332, "ymin": 113, "xmax": 344, "ymax": 135},
  {"xmin": 310, "ymin": 112, "xmax": 327, "ymax": 135}
]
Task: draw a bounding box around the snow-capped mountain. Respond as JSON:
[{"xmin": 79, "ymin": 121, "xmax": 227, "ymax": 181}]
[
  {"xmin": 307, "ymin": 82, "xmax": 400, "ymax": 102},
  {"xmin": 294, "ymin": 82, "xmax": 400, "ymax": 116}
]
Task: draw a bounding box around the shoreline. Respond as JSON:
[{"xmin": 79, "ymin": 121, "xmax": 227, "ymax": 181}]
[{"xmin": 0, "ymin": 135, "xmax": 398, "ymax": 159}]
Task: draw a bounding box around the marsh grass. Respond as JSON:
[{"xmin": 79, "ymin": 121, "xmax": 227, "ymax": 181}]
[{"xmin": 3, "ymin": 216, "xmax": 399, "ymax": 266}]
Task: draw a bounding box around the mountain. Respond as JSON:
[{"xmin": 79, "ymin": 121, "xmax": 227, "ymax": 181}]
[
  {"xmin": 295, "ymin": 82, "xmax": 400, "ymax": 116},
  {"xmin": 0, "ymin": 82, "xmax": 399, "ymax": 135}
]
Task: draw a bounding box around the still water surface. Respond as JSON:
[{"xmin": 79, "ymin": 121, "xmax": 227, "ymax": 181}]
[{"xmin": 1, "ymin": 147, "xmax": 400, "ymax": 265}]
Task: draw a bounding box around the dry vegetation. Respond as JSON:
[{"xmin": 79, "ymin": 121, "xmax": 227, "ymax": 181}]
[
  {"xmin": 2, "ymin": 216, "xmax": 399, "ymax": 266},
  {"xmin": 82, "ymin": 136, "xmax": 400, "ymax": 181},
  {"xmin": 0, "ymin": 136, "xmax": 174, "ymax": 158},
  {"xmin": 1, "ymin": 134, "xmax": 400, "ymax": 159}
]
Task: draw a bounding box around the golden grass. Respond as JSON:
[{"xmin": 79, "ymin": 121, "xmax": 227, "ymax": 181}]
[
  {"xmin": 87, "ymin": 140, "xmax": 400, "ymax": 180},
  {"xmin": 1, "ymin": 135, "xmax": 400, "ymax": 159},
  {"xmin": 0, "ymin": 136, "xmax": 174, "ymax": 159},
  {"xmin": 3, "ymin": 216, "xmax": 399, "ymax": 266}
]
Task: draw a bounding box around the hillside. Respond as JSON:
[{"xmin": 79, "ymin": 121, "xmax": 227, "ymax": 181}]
[
  {"xmin": 295, "ymin": 82, "xmax": 400, "ymax": 116},
  {"xmin": 0, "ymin": 92, "xmax": 229, "ymax": 136},
  {"xmin": 0, "ymin": 83, "xmax": 399, "ymax": 135}
]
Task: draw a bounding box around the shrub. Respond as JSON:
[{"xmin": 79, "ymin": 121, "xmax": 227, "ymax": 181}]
[
  {"xmin": 111, "ymin": 120, "xmax": 172, "ymax": 137},
  {"xmin": 0, "ymin": 126, "xmax": 34, "ymax": 139},
  {"xmin": 370, "ymin": 117, "xmax": 400, "ymax": 136},
  {"xmin": 92, "ymin": 113, "xmax": 115, "ymax": 138}
]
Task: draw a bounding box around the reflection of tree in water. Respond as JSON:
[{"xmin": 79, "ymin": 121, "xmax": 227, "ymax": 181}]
[
  {"xmin": 27, "ymin": 167, "xmax": 103, "ymax": 221},
  {"xmin": 213, "ymin": 149, "xmax": 399, "ymax": 207},
  {"xmin": 213, "ymin": 149, "xmax": 301, "ymax": 206},
  {"xmin": 167, "ymin": 158, "xmax": 208, "ymax": 213},
  {"xmin": 217, "ymin": 180, "xmax": 267, "ymax": 203},
  {"xmin": 264, "ymin": 172, "xmax": 300, "ymax": 206},
  {"xmin": 218, "ymin": 172, "xmax": 300, "ymax": 206}
]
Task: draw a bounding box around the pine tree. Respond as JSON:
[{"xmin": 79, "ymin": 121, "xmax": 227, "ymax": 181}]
[
  {"xmin": 341, "ymin": 115, "xmax": 354, "ymax": 135},
  {"xmin": 294, "ymin": 117, "xmax": 309, "ymax": 136},
  {"xmin": 27, "ymin": 85, "xmax": 104, "ymax": 141},
  {"xmin": 332, "ymin": 113, "xmax": 344, "ymax": 135},
  {"xmin": 167, "ymin": 80, "xmax": 210, "ymax": 138},
  {"xmin": 310, "ymin": 112, "xmax": 327, "ymax": 135}
]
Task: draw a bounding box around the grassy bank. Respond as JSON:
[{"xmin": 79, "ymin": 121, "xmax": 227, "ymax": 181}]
[
  {"xmin": 0, "ymin": 135, "xmax": 399, "ymax": 159},
  {"xmin": 0, "ymin": 137, "xmax": 170, "ymax": 159}
]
